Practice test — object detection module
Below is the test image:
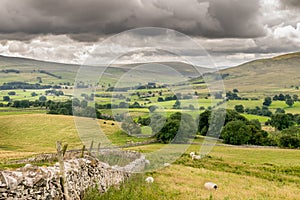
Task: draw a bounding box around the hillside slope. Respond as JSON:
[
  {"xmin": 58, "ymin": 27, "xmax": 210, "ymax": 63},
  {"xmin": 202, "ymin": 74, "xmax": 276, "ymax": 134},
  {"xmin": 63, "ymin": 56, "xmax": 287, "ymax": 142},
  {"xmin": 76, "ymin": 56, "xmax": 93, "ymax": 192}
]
[
  {"xmin": 0, "ymin": 55, "xmax": 212, "ymax": 85},
  {"xmin": 221, "ymin": 52, "xmax": 300, "ymax": 92}
]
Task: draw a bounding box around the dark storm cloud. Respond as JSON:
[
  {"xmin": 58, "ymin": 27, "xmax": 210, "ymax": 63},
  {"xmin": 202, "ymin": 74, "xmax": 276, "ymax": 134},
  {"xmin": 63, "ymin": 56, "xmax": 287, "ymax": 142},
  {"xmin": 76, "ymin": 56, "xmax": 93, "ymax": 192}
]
[
  {"xmin": 280, "ymin": 0, "xmax": 300, "ymax": 9},
  {"xmin": 206, "ymin": 0, "xmax": 265, "ymax": 38},
  {"xmin": 0, "ymin": 0, "xmax": 266, "ymax": 41}
]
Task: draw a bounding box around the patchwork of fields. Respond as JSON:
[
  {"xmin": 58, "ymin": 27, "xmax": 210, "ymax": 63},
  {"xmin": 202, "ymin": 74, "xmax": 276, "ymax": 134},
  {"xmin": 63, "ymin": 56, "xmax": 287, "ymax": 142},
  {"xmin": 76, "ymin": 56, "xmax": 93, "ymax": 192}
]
[{"xmin": 1, "ymin": 53, "xmax": 300, "ymax": 199}]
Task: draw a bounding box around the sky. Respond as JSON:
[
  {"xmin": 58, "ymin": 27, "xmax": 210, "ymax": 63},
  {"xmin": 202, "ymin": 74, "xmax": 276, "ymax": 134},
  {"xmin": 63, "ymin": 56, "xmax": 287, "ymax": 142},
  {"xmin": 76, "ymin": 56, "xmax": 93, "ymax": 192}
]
[{"xmin": 0, "ymin": 0, "xmax": 299, "ymax": 68}]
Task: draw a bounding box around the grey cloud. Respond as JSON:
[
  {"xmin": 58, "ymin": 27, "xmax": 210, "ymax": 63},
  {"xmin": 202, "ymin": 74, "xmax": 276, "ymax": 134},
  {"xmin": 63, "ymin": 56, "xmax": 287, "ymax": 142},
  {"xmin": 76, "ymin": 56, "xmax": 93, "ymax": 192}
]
[
  {"xmin": 206, "ymin": 0, "xmax": 265, "ymax": 38},
  {"xmin": 0, "ymin": 0, "xmax": 267, "ymax": 41},
  {"xmin": 280, "ymin": 0, "xmax": 300, "ymax": 9}
]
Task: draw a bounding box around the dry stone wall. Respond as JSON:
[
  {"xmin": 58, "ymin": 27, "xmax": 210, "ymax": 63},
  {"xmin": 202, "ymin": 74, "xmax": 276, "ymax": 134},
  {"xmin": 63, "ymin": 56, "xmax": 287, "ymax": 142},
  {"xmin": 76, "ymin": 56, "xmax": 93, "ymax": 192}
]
[{"xmin": 0, "ymin": 152, "xmax": 147, "ymax": 200}]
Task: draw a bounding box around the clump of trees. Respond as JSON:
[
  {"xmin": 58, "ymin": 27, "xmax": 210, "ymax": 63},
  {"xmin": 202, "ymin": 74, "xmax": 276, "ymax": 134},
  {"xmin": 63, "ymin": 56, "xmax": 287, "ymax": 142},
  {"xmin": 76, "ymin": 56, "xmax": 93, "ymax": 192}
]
[
  {"xmin": 197, "ymin": 109, "xmax": 272, "ymax": 146},
  {"xmin": 278, "ymin": 126, "xmax": 300, "ymax": 148},
  {"xmin": 39, "ymin": 70, "xmax": 61, "ymax": 79},
  {"xmin": 0, "ymin": 82, "xmax": 60, "ymax": 90},
  {"xmin": 96, "ymin": 101, "xmax": 143, "ymax": 109},
  {"xmin": 263, "ymin": 97, "xmax": 272, "ymax": 106},
  {"xmin": 45, "ymin": 89, "xmax": 64, "ymax": 96},
  {"xmin": 135, "ymin": 112, "xmax": 196, "ymax": 144},
  {"xmin": 154, "ymin": 112, "xmax": 197, "ymax": 144},
  {"xmin": 272, "ymin": 93, "xmax": 298, "ymax": 107},
  {"xmin": 205, "ymin": 109, "xmax": 300, "ymax": 148},
  {"xmin": 121, "ymin": 116, "xmax": 141, "ymax": 135},
  {"xmin": 244, "ymin": 106, "xmax": 272, "ymax": 117}
]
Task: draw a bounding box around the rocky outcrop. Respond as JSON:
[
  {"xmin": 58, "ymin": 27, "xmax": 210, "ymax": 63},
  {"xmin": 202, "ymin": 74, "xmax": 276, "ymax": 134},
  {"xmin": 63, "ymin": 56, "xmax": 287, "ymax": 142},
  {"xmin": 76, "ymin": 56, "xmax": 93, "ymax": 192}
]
[{"xmin": 0, "ymin": 152, "xmax": 147, "ymax": 200}]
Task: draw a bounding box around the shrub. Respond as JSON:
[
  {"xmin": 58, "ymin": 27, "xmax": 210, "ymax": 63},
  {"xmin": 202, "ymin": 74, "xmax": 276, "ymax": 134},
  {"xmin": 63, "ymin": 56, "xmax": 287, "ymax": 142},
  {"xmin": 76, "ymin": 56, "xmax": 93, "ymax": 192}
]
[{"xmin": 221, "ymin": 120, "xmax": 251, "ymax": 145}]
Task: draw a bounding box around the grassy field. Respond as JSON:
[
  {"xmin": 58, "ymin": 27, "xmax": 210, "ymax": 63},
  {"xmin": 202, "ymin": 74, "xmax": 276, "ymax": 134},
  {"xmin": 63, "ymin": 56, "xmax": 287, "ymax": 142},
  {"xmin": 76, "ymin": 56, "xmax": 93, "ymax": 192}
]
[
  {"xmin": 0, "ymin": 114, "xmax": 149, "ymax": 164},
  {"xmin": 0, "ymin": 113, "xmax": 299, "ymax": 199},
  {"xmin": 241, "ymin": 114, "xmax": 270, "ymax": 123},
  {"xmin": 1, "ymin": 53, "xmax": 300, "ymax": 199},
  {"xmin": 83, "ymin": 143, "xmax": 300, "ymax": 200}
]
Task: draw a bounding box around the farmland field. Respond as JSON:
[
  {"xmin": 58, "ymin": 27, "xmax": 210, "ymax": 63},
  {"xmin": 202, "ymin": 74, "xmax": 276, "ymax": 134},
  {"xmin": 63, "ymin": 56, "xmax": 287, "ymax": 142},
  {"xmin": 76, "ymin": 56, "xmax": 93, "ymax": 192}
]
[
  {"xmin": 1, "ymin": 53, "xmax": 300, "ymax": 199},
  {"xmin": 0, "ymin": 113, "xmax": 299, "ymax": 199},
  {"xmin": 83, "ymin": 144, "xmax": 300, "ymax": 200}
]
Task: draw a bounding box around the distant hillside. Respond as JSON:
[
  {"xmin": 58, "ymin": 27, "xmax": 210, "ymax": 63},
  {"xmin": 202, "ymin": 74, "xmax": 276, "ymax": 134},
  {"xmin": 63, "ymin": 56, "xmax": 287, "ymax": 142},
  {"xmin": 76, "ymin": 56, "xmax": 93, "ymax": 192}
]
[
  {"xmin": 0, "ymin": 55, "xmax": 212, "ymax": 85},
  {"xmin": 0, "ymin": 55, "xmax": 80, "ymax": 85},
  {"xmin": 120, "ymin": 62, "xmax": 213, "ymax": 78},
  {"xmin": 220, "ymin": 52, "xmax": 300, "ymax": 92}
]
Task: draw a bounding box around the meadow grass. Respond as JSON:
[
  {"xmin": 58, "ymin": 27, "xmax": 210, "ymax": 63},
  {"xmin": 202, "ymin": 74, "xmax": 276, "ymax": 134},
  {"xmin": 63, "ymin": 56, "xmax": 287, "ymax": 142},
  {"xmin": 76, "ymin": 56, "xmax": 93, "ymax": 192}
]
[
  {"xmin": 0, "ymin": 114, "xmax": 151, "ymax": 163},
  {"xmin": 241, "ymin": 114, "xmax": 270, "ymax": 123},
  {"xmin": 0, "ymin": 113, "xmax": 299, "ymax": 199},
  {"xmin": 85, "ymin": 144, "xmax": 300, "ymax": 200}
]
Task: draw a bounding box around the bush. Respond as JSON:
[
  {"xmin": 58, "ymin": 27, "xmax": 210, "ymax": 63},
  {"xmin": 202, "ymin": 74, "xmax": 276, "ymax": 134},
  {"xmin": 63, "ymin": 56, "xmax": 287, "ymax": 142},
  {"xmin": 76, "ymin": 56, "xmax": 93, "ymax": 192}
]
[
  {"xmin": 263, "ymin": 97, "xmax": 272, "ymax": 106},
  {"xmin": 279, "ymin": 134, "xmax": 300, "ymax": 148},
  {"xmin": 269, "ymin": 113, "xmax": 294, "ymax": 131},
  {"xmin": 234, "ymin": 104, "xmax": 244, "ymax": 113},
  {"xmin": 121, "ymin": 117, "xmax": 141, "ymax": 136},
  {"xmin": 221, "ymin": 120, "xmax": 251, "ymax": 145},
  {"xmin": 3, "ymin": 96, "xmax": 10, "ymax": 101},
  {"xmin": 155, "ymin": 112, "xmax": 196, "ymax": 144},
  {"xmin": 278, "ymin": 126, "xmax": 300, "ymax": 148}
]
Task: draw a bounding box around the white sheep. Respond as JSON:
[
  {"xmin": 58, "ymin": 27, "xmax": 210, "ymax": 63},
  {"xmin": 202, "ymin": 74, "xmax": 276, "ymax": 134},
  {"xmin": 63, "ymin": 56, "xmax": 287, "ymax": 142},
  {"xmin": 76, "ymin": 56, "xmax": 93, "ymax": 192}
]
[
  {"xmin": 163, "ymin": 163, "xmax": 171, "ymax": 167},
  {"xmin": 145, "ymin": 176, "xmax": 154, "ymax": 183},
  {"xmin": 189, "ymin": 152, "xmax": 195, "ymax": 157},
  {"xmin": 192, "ymin": 155, "xmax": 201, "ymax": 160},
  {"xmin": 204, "ymin": 182, "xmax": 218, "ymax": 190}
]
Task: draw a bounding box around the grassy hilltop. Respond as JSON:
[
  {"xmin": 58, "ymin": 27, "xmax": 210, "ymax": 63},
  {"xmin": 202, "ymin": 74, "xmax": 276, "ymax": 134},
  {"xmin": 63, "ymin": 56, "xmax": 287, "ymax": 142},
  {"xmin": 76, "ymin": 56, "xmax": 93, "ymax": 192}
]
[{"xmin": 221, "ymin": 52, "xmax": 300, "ymax": 94}]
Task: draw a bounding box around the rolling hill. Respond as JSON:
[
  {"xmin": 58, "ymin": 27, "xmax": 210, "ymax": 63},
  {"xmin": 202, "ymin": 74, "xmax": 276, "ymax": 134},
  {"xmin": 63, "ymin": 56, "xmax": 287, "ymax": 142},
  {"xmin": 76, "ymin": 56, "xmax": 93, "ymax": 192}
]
[
  {"xmin": 1, "ymin": 52, "xmax": 300, "ymax": 94},
  {"xmin": 0, "ymin": 55, "xmax": 212, "ymax": 86},
  {"xmin": 220, "ymin": 52, "xmax": 300, "ymax": 93}
]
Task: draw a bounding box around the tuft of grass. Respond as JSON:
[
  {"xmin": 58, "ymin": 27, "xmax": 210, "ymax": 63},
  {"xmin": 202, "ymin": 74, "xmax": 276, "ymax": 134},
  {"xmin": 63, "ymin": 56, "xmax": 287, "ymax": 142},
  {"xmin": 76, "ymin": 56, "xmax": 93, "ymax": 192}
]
[{"xmin": 83, "ymin": 174, "xmax": 178, "ymax": 200}]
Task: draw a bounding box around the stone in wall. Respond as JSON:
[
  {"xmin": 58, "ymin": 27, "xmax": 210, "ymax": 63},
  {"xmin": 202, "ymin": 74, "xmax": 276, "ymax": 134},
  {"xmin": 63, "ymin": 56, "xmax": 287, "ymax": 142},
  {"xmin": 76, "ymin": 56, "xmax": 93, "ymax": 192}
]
[{"xmin": 0, "ymin": 151, "xmax": 147, "ymax": 200}]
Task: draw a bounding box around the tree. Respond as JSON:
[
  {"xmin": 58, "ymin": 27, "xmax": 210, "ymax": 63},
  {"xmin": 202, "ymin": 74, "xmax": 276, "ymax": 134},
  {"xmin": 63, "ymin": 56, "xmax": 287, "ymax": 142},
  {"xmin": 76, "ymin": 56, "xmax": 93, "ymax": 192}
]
[
  {"xmin": 279, "ymin": 126, "xmax": 300, "ymax": 148},
  {"xmin": 214, "ymin": 92, "xmax": 223, "ymax": 99},
  {"xmin": 273, "ymin": 95, "xmax": 278, "ymax": 101},
  {"xmin": 121, "ymin": 117, "xmax": 141, "ymax": 136},
  {"xmin": 155, "ymin": 112, "xmax": 196, "ymax": 143},
  {"xmin": 269, "ymin": 113, "xmax": 294, "ymax": 131},
  {"xmin": 197, "ymin": 109, "xmax": 246, "ymax": 136},
  {"xmin": 131, "ymin": 101, "xmax": 141, "ymax": 108},
  {"xmin": 263, "ymin": 97, "xmax": 272, "ymax": 106},
  {"xmin": 275, "ymin": 108, "xmax": 285, "ymax": 114},
  {"xmin": 31, "ymin": 92, "xmax": 38, "ymax": 97},
  {"xmin": 8, "ymin": 91, "xmax": 16, "ymax": 95},
  {"xmin": 221, "ymin": 120, "xmax": 251, "ymax": 145},
  {"xmin": 172, "ymin": 100, "xmax": 181, "ymax": 109},
  {"xmin": 157, "ymin": 97, "xmax": 164, "ymax": 102},
  {"xmin": 295, "ymin": 115, "xmax": 300, "ymax": 125},
  {"xmin": 233, "ymin": 88, "xmax": 239, "ymax": 93},
  {"xmin": 293, "ymin": 94, "xmax": 298, "ymax": 102},
  {"xmin": 225, "ymin": 109, "xmax": 247, "ymax": 124},
  {"xmin": 20, "ymin": 100, "xmax": 30, "ymax": 108},
  {"xmin": 278, "ymin": 93, "xmax": 285, "ymax": 101},
  {"xmin": 197, "ymin": 110, "xmax": 211, "ymax": 135},
  {"xmin": 285, "ymin": 98, "xmax": 294, "ymax": 107},
  {"xmin": 119, "ymin": 101, "xmax": 129, "ymax": 108},
  {"xmin": 234, "ymin": 105, "xmax": 244, "ymax": 113},
  {"xmin": 72, "ymin": 98, "xmax": 81, "ymax": 107},
  {"xmin": 39, "ymin": 95, "xmax": 47, "ymax": 102},
  {"xmin": 285, "ymin": 94, "xmax": 291, "ymax": 100},
  {"xmin": 148, "ymin": 105, "xmax": 157, "ymax": 113},
  {"xmin": 246, "ymin": 119, "xmax": 269, "ymax": 145},
  {"xmin": 3, "ymin": 96, "xmax": 10, "ymax": 102},
  {"xmin": 12, "ymin": 100, "xmax": 30, "ymax": 108},
  {"xmin": 80, "ymin": 100, "xmax": 88, "ymax": 108},
  {"xmin": 149, "ymin": 113, "xmax": 166, "ymax": 135}
]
